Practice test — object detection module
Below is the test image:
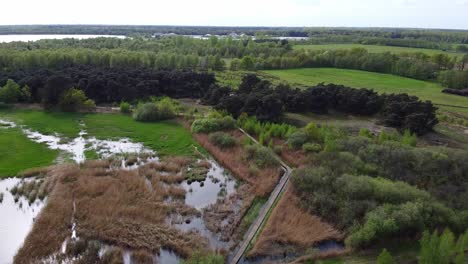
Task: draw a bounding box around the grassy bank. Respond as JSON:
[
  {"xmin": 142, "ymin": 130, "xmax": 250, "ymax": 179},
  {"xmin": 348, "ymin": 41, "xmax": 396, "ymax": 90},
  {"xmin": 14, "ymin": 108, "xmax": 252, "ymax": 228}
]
[
  {"xmin": 0, "ymin": 128, "xmax": 58, "ymax": 177},
  {"xmin": 83, "ymin": 114, "xmax": 199, "ymax": 157},
  {"xmin": 293, "ymin": 44, "xmax": 464, "ymax": 58},
  {"xmin": 263, "ymin": 68, "xmax": 468, "ymax": 115},
  {"xmin": 0, "ymin": 109, "xmax": 82, "ymax": 138}
]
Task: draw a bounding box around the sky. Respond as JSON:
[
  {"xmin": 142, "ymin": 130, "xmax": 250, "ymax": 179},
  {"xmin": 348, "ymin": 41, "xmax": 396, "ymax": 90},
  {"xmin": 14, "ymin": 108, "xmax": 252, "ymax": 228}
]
[{"xmin": 1, "ymin": 0, "xmax": 468, "ymax": 30}]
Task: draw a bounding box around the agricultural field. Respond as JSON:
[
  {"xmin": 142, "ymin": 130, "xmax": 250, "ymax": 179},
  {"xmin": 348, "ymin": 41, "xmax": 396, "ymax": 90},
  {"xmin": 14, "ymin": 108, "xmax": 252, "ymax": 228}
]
[
  {"xmin": 293, "ymin": 44, "xmax": 465, "ymax": 58},
  {"xmin": 263, "ymin": 68, "xmax": 468, "ymax": 115}
]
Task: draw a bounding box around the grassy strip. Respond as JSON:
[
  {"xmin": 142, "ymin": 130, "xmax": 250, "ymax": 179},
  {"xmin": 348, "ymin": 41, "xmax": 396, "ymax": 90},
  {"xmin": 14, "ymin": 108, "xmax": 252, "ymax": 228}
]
[
  {"xmin": 292, "ymin": 44, "xmax": 464, "ymax": 58},
  {"xmin": 263, "ymin": 68, "xmax": 468, "ymax": 115},
  {"xmin": 0, "ymin": 128, "xmax": 58, "ymax": 177},
  {"xmin": 245, "ymin": 190, "xmax": 284, "ymax": 254},
  {"xmin": 83, "ymin": 114, "xmax": 201, "ymax": 157},
  {"xmin": 239, "ymin": 197, "xmax": 267, "ymax": 235},
  {"xmin": 0, "ymin": 109, "xmax": 82, "ymax": 138}
]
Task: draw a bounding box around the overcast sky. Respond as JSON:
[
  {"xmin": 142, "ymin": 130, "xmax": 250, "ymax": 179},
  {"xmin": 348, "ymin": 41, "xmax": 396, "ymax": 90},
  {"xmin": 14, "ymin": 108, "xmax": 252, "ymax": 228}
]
[{"xmin": 1, "ymin": 0, "xmax": 468, "ymax": 30}]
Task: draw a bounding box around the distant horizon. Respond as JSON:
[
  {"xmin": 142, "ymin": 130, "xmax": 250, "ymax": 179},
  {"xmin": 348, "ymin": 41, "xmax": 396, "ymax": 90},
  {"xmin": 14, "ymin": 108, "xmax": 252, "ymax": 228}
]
[
  {"xmin": 1, "ymin": 24, "xmax": 468, "ymax": 32},
  {"xmin": 1, "ymin": 0, "xmax": 467, "ymax": 30}
]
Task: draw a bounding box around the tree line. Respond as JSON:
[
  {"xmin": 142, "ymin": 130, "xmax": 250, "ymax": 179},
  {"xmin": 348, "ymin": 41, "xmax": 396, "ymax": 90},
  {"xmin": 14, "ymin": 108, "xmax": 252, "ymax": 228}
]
[
  {"xmin": 203, "ymin": 74, "xmax": 438, "ymax": 135},
  {"xmin": 0, "ymin": 66, "xmax": 216, "ymax": 105}
]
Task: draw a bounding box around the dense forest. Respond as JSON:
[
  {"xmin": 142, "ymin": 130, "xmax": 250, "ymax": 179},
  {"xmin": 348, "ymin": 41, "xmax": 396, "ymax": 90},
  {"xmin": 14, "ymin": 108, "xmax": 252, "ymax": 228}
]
[{"xmin": 0, "ymin": 36, "xmax": 467, "ymax": 88}]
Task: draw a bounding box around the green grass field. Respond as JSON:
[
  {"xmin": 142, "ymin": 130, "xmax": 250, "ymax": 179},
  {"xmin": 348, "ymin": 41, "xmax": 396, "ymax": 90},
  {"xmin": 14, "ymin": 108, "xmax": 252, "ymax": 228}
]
[
  {"xmin": 293, "ymin": 44, "xmax": 464, "ymax": 58},
  {"xmin": 0, "ymin": 128, "xmax": 58, "ymax": 177},
  {"xmin": 0, "ymin": 110, "xmax": 201, "ymax": 177},
  {"xmin": 0, "ymin": 109, "xmax": 82, "ymax": 138},
  {"xmin": 83, "ymin": 113, "xmax": 199, "ymax": 157},
  {"xmin": 263, "ymin": 68, "xmax": 468, "ymax": 115}
]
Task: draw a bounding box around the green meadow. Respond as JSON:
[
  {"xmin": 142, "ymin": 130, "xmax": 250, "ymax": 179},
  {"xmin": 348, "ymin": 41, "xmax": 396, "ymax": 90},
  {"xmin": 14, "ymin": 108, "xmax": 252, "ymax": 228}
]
[
  {"xmin": 263, "ymin": 68, "xmax": 468, "ymax": 115},
  {"xmin": 0, "ymin": 127, "xmax": 58, "ymax": 177},
  {"xmin": 293, "ymin": 44, "xmax": 464, "ymax": 58},
  {"xmin": 0, "ymin": 109, "xmax": 200, "ymax": 177}
]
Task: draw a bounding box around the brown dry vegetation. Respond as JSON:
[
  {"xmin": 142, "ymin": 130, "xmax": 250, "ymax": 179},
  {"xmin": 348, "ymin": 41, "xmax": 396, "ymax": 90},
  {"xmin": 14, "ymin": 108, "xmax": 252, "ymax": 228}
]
[
  {"xmin": 14, "ymin": 164, "xmax": 77, "ymax": 264},
  {"xmin": 274, "ymin": 139, "xmax": 309, "ymax": 167},
  {"xmin": 203, "ymin": 184, "xmax": 255, "ymax": 244},
  {"xmin": 15, "ymin": 159, "xmax": 211, "ymax": 263},
  {"xmin": 193, "ymin": 129, "xmax": 282, "ymax": 197},
  {"xmin": 249, "ymin": 185, "xmax": 343, "ymax": 257}
]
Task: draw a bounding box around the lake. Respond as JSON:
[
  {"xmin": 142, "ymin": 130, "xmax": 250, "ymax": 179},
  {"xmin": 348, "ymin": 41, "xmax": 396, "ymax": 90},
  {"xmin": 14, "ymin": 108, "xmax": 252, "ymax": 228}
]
[{"xmin": 0, "ymin": 34, "xmax": 125, "ymax": 43}]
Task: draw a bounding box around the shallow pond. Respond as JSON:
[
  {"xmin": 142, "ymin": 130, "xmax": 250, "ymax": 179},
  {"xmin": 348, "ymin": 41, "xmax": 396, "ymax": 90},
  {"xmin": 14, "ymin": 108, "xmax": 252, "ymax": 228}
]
[{"xmin": 0, "ymin": 178, "xmax": 45, "ymax": 264}]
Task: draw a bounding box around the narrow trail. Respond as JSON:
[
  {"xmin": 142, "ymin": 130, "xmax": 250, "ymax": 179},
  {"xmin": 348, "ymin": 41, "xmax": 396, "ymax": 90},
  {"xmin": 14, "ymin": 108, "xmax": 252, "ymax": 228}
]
[{"xmin": 229, "ymin": 128, "xmax": 292, "ymax": 264}]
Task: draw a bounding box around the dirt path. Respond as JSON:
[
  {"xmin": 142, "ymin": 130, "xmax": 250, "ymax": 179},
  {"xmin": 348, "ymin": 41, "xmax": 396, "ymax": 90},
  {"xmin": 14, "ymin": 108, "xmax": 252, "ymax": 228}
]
[{"xmin": 229, "ymin": 128, "xmax": 292, "ymax": 264}]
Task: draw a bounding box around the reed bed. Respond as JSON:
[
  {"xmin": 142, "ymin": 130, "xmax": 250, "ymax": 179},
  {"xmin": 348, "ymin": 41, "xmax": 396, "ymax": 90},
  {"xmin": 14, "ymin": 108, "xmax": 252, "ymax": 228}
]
[{"xmin": 249, "ymin": 185, "xmax": 343, "ymax": 257}]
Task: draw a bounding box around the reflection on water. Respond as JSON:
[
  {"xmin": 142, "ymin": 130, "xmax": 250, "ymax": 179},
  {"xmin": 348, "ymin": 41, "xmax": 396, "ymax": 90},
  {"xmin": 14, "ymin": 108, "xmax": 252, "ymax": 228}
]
[
  {"xmin": 24, "ymin": 128, "xmax": 154, "ymax": 164},
  {"xmin": 0, "ymin": 178, "xmax": 45, "ymax": 264},
  {"xmin": 182, "ymin": 159, "xmax": 236, "ymax": 209}
]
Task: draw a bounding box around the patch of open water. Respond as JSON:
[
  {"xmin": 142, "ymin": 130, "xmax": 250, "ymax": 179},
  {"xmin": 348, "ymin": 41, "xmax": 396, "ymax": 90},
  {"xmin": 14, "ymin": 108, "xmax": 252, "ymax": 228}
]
[
  {"xmin": 0, "ymin": 178, "xmax": 45, "ymax": 264},
  {"xmin": 0, "ymin": 119, "xmax": 239, "ymax": 263}
]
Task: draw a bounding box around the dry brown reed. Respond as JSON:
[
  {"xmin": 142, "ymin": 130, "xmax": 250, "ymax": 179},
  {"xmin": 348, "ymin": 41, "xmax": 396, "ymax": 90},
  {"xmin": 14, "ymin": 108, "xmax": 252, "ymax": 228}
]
[
  {"xmin": 193, "ymin": 130, "xmax": 282, "ymax": 197},
  {"xmin": 274, "ymin": 138, "xmax": 309, "ymax": 167},
  {"xmin": 249, "ymin": 185, "xmax": 343, "ymax": 257},
  {"xmin": 17, "ymin": 166, "xmax": 50, "ymax": 178},
  {"xmin": 15, "ymin": 159, "xmax": 209, "ymax": 263},
  {"xmin": 132, "ymin": 250, "xmax": 154, "ymax": 264},
  {"xmin": 14, "ymin": 164, "xmax": 78, "ymax": 264}
]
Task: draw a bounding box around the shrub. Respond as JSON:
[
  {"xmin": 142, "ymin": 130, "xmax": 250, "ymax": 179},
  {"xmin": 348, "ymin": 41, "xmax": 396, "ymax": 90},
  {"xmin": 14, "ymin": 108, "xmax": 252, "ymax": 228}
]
[
  {"xmin": 401, "ymin": 129, "xmax": 417, "ymax": 147},
  {"xmin": 273, "ymin": 145, "xmax": 283, "ymax": 154},
  {"xmin": 209, "ymin": 132, "xmax": 236, "ymax": 149},
  {"xmin": 302, "ymin": 143, "xmax": 322, "ymax": 153},
  {"xmin": 0, "ymin": 79, "xmax": 22, "ymax": 103},
  {"xmin": 377, "ymin": 249, "xmax": 394, "ymax": 264},
  {"xmin": 59, "ymin": 88, "xmax": 96, "ymax": 112},
  {"xmin": 120, "ymin": 101, "xmax": 131, "ymax": 113},
  {"xmin": 245, "ymin": 145, "xmax": 277, "ymax": 168},
  {"xmin": 133, "ymin": 101, "xmax": 176, "ymax": 122},
  {"xmin": 359, "ymin": 128, "xmax": 373, "ymax": 138},
  {"xmin": 133, "ymin": 103, "xmax": 160, "ymax": 121},
  {"xmin": 191, "ymin": 116, "xmax": 236, "ymax": 133},
  {"xmin": 304, "ymin": 122, "xmax": 323, "ymax": 142},
  {"xmin": 287, "ymin": 130, "xmax": 308, "ymax": 149}
]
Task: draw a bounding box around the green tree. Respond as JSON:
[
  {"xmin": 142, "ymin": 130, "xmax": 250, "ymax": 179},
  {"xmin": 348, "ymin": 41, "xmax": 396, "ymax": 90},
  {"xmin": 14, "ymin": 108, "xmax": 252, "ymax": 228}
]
[
  {"xmin": 377, "ymin": 249, "xmax": 394, "ymax": 264},
  {"xmin": 240, "ymin": 56, "xmax": 255, "ymax": 70},
  {"xmin": 59, "ymin": 88, "xmax": 96, "ymax": 112},
  {"xmin": 0, "ymin": 79, "xmax": 21, "ymax": 103}
]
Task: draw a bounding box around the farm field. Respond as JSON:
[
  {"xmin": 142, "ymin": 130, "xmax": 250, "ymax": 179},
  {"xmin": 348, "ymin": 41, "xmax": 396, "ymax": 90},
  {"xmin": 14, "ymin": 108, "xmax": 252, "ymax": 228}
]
[
  {"xmin": 293, "ymin": 44, "xmax": 464, "ymax": 58},
  {"xmin": 263, "ymin": 68, "xmax": 468, "ymax": 115}
]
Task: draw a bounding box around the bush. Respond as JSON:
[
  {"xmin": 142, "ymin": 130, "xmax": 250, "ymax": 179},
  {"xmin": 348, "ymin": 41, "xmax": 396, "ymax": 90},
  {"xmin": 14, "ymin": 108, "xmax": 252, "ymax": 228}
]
[
  {"xmin": 133, "ymin": 100, "xmax": 176, "ymax": 122},
  {"xmin": 287, "ymin": 130, "xmax": 308, "ymax": 149},
  {"xmin": 302, "ymin": 143, "xmax": 322, "ymax": 153},
  {"xmin": 377, "ymin": 249, "xmax": 394, "ymax": 264},
  {"xmin": 120, "ymin": 101, "xmax": 131, "ymax": 113},
  {"xmin": 245, "ymin": 145, "xmax": 277, "ymax": 168},
  {"xmin": 59, "ymin": 88, "xmax": 96, "ymax": 112},
  {"xmin": 191, "ymin": 116, "xmax": 236, "ymax": 133},
  {"xmin": 209, "ymin": 132, "xmax": 236, "ymax": 149},
  {"xmin": 0, "ymin": 79, "xmax": 21, "ymax": 103}
]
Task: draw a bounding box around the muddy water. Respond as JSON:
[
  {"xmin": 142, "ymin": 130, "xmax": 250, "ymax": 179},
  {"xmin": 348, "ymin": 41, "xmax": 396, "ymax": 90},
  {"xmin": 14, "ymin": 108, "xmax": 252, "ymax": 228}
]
[{"xmin": 0, "ymin": 178, "xmax": 45, "ymax": 264}]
